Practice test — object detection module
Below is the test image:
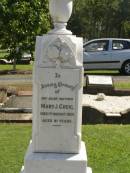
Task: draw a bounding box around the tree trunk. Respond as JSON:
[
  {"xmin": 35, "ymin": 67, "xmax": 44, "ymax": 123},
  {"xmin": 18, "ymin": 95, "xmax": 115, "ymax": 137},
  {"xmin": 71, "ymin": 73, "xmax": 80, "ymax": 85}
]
[{"xmin": 13, "ymin": 58, "xmax": 16, "ymax": 71}]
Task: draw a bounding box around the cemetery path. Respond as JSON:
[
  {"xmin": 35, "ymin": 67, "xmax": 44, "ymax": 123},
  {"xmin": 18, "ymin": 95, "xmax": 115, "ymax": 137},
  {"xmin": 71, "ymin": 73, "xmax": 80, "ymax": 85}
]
[
  {"xmin": 113, "ymin": 75, "xmax": 130, "ymax": 83},
  {"xmin": 0, "ymin": 75, "xmax": 32, "ymax": 84},
  {"xmin": 0, "ymin": 74, "xmax": 129, "ymax": 84}
]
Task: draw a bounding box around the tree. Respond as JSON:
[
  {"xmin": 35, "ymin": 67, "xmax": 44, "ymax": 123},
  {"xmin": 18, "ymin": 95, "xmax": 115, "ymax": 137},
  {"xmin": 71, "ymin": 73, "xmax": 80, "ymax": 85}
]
[
  {"xmin": 0, "ymin": 0, "xmax": 50, "ymax": 70},
  {"xmin": 68, "ymin": 0, "xmax": 130, "ymax": 40},
  {"xmin": 118, "ymin": 0, "xmax": 130, "ymax": 37},
  {"xmin": 124, "ymin": 21, "xmax": 130, "ymax": 37}
]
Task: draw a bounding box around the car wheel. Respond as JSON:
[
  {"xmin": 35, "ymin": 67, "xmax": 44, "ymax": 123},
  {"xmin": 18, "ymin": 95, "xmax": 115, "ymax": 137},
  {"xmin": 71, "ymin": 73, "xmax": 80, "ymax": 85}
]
[{"xmin": 122, "ymin": 61, "xmax": 130, "ymax": 75}]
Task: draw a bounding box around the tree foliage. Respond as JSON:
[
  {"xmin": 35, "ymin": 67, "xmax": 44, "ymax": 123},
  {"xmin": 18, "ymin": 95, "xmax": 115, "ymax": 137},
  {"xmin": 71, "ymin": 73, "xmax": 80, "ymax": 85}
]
[
  {"xmin": 0, "ymin": 0, "xmax": 130, "ymax": 67},
  {"xmin": 0, "ymin": 0, "xmax": 50, "ymax": 69},
  {"xmin": 68, "ymin": 0, "xmax": 130, "ymax": 40}
]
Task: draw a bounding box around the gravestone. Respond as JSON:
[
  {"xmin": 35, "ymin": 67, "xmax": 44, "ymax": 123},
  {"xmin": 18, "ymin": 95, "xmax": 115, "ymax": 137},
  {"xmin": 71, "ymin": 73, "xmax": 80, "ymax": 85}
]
[
  {"xmin": 87, "ymin": 75, "xmax": 113, "ymax": 87},
  {"xmin": 21, "ymin": 0, "xmax": 92, "ymax": 172},
  {"xmin": 84, "ymin": 75, "xmax": 113, "ymax": 94},
  {"xmin": 87, "ymin": 75, "xmax": 113, "ymax": 86}
]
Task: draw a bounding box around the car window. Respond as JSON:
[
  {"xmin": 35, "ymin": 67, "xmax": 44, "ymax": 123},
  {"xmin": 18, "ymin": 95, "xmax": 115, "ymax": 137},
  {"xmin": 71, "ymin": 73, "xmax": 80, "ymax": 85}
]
[
  {"xmin": 84, "ymin": 40, "xmax": 109, "ymax": 52},
  {"xmin": 112, "ymin": 40, "xmax": 130, "ymax": 50},
  {"xmin": 125, "ymin": 41, "xmax": 130, "ymax": 49}
]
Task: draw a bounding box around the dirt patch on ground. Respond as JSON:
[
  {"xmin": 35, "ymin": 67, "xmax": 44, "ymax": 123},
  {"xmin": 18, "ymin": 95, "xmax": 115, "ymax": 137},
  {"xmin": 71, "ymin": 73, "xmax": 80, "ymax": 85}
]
[{"xmin": 0, "ymin": 113, "xmax": 32, "ymax": 122}]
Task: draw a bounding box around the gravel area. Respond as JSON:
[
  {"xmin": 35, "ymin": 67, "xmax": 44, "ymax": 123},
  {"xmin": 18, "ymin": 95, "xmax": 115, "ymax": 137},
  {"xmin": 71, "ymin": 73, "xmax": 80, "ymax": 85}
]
[{"xmin": 83, "ymin": 94, "xmax": 130, "ymax": 114}]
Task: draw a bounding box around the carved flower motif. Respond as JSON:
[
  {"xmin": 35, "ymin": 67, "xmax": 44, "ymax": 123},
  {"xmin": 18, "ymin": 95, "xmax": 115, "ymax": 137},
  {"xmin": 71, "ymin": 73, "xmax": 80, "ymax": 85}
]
[{"xmin": 46, "ymin": 37, "xmax": 73, "ymax": 65}]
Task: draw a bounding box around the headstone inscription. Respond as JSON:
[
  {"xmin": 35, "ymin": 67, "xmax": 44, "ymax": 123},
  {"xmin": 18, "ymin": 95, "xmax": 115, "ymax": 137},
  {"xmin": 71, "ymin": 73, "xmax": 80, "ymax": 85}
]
[{"xmin": 21, "ymin": 0, "xmax": 92, "ymax": 173}]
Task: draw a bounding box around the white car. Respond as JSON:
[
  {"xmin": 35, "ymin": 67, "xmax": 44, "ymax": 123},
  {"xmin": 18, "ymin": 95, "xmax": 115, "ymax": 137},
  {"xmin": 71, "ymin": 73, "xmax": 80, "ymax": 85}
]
[
  {"xmin": 0, "ymin": 59, "xmax": 12, "ymax": 64},
  {"xmin": 83, "ymin": 38, "xmax": 130, "ymax": 75}
]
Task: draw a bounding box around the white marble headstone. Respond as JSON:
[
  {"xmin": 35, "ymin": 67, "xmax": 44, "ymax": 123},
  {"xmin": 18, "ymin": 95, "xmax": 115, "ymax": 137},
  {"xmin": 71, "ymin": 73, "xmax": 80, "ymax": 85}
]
[
  {"xmin": 32, "ymin": 35, "xmax": 83, "ymax": 153},
  {"xmin": 21, "ymin": 0, "xmax": 92, "ymax": 172}
]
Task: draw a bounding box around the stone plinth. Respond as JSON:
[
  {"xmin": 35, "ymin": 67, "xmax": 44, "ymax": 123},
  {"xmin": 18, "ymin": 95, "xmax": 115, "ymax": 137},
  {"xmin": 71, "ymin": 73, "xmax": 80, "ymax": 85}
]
[{"xmin": 21, "ymin": 142, "xmax": 92, "ymax": 173}]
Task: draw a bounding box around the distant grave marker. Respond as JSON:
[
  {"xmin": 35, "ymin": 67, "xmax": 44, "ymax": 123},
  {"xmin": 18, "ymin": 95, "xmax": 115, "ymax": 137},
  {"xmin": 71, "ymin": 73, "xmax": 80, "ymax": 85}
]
[
  {"xmin": 84, "ymin": 75, "xmax": 113, "ymax": 94},
  {"xmin": 87, "ymin": 75, "xmax": 113, "ymax": 86}
]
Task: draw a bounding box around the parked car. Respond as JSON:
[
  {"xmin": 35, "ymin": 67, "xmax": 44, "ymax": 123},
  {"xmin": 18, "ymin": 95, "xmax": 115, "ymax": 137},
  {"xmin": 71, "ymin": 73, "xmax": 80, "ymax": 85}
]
[
  {"xmin": 16, "ymin": 53, "xmax": 32, "ymax": 64},
  {"xmin": 83, "ymin": 38, "xmax": 130, "ymax": 75},
  {"xmin": 0, "ymin": 59, "xmax": 12, "ymax": 64}
]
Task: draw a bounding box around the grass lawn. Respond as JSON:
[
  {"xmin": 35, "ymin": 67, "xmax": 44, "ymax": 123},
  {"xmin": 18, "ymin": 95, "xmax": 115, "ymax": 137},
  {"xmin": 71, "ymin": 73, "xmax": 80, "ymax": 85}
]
[
  {"xmin": 85, "ymin": 70, "xmax": 119, "ymax": 75},
  {"xmin": 0, "ymin": 124, "xmax": 130, "ymax": 173},
  {"xmin": 0, "ymin": 49, "xmax": 33, "ymax": 71},
  {"xmin": 0, "ymin": 64, "xmax": 33, "ymax": 71},
  {"xmin": 114, "ymin": 82, "xmax": 130, "ymax": 89},
  {"xmin": 0, "ymin": 124, "xmax": 31, "ymax": 173},
  {"xmin": 83, "ymin": 125, "xmax": 130, "ymax": 173}
]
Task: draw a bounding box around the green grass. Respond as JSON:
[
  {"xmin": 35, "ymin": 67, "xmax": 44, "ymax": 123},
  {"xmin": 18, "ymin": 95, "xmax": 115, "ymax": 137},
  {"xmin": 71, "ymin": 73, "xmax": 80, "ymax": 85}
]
[
  {"xmin": 0, "ymin": 124, "xmax": 130, "ymax": 173},
  {"xmin": 83, "ymin": 125, "xmax": 130, "ymax": 173},
  {"xmin": 114, "ymin": 82, "xmax": 130, "ymax": 89},
  {"xmin": 0, "ymin": 49, "xmax": 33, "ymax": 71},
  {"xmin": 85, "ymin": 70, "xmax": 119, "ymax": 75},
  {"xmin": 0, "ymin": 124, "xmax": 31, "ymax": 173},
  {"xmin": 0, "ymin": 64, "xmax": 33, "ymax": 71}
]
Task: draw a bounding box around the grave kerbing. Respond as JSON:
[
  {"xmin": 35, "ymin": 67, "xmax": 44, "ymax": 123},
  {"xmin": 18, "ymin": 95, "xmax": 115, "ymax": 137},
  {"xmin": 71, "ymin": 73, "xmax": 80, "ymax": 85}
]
[{"xmin": 21, "ymin": 0, "xmax": 92, "ymax": 172}]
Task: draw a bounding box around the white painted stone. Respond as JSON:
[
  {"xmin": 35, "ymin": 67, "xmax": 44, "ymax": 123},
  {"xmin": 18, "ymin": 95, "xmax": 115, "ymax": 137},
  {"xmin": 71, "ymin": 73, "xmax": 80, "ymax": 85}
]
[
  {"xmin": 21, "ymin": 167, "xmax": 92, "ymax": 173},
  {"xmin": 106, "ymin": 113, "xmax": 121, "ymax": 117},
  {"xmin": 33, "ymin": 34, "xmax": 83, "ymax": 153},
  {"xmin": 35, "ymin": 35, "xmax": 83, "ymax": 68},
  {"xmin": 49, "ymin": 0, "xmax": 73, "ymax": 23},
  {"xmin": 83, "ymin": 94, "xmax": 130, "ymax": 114},
  {"xmin": 96, "ymin": 93, "xmax": 105, "ymax": 101},
  {"xmin": 21, "ymin": 0, "xmax": 92, "ymax": 172},
  {"xmin": 21, "ymin": 142, "xmax": 88, "ymax": 173},
  {"xmin": 87, "ymin": 75, "xmax": 113, "ymax": 86},
  {"xmin": 49, "ymin": 0, "xmax": 73, "ymax": 35},
  {"xmin": 87, "ymin": 167, "xmax": 92, "ymax": 173}
]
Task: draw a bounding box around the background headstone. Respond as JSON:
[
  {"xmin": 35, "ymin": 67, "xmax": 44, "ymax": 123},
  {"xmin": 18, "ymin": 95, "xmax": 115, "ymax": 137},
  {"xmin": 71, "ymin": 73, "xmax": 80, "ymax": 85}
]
[
  {"xmin": 84, "ymin": 75, "xmax": 114, "ymax": 95},
  {"xmin": 87, "ymin": 75, "xmax": 113, "ymax": 86}
]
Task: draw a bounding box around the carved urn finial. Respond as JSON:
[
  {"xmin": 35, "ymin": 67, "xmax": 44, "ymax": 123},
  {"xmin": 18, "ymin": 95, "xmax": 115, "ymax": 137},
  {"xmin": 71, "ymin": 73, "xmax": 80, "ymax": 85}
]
[{"xmin": 49, "ymin": 0, "xmax": 73, "ymax": 35}]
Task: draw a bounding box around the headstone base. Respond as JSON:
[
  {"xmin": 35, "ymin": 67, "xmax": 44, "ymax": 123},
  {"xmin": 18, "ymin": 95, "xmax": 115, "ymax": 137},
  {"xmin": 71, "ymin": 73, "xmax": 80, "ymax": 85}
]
[{"xmin": 20, "ymin": 141, "xmax": 92, "ymax": 173}]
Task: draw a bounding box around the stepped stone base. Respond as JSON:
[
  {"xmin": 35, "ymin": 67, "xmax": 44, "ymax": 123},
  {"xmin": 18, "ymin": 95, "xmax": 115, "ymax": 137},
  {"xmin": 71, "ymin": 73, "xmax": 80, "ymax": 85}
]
[{"xmin": 20, "ymin": 141, "xmax": 92, "ymax": 173}]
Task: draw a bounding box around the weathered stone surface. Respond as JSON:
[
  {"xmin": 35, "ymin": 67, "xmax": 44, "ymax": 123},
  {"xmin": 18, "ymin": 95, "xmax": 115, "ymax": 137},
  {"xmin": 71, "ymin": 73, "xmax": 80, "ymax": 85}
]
[
  {"xmin": 21, "ymin": 0, "xmax": 92, "ymax": 172},
  {"xmin": 33, "ymin": 67, "xmax": 83, "ymax": 153},
  {"xmin": 83, "ymin": 94, "xmax": 130, "ymax": 113},
  {"xmin": 21, "ymin": 142, "xmax": 89, "ymax": 173},
  {"xmin": 32, "ymin": 33, "xmax": 83, "ymax": 153},
  {"xmin": 87, "ymin": 75, "xmax": 113, "ymax": 86},
  {"xmin": 4, "ymin": 96, "xmax": 32, "ymax": 108}
]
